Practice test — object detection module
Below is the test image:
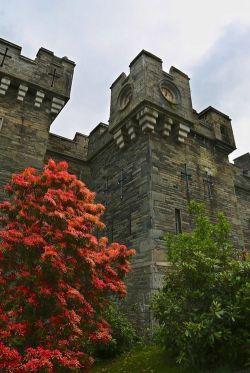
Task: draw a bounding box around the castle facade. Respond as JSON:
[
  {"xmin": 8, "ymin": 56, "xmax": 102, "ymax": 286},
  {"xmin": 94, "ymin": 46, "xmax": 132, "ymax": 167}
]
[{"xmin": 0, "ymin": 38, "xmax": 249, "ymax": 326}]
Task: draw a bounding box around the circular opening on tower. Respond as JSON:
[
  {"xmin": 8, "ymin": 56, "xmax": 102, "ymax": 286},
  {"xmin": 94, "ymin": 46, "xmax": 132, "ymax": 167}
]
[
  {"xmin": 118, "ymin": 84, "xmax": 133, "ymax": 110},
  {"xmin": 159, "ymin": 79, "xmax": 181, "ymax": 105}
]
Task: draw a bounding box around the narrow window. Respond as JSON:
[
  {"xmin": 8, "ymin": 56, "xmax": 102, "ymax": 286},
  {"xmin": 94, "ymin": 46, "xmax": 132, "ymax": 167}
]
[
  {"xmin": 175, "ymin": 208, "xmax": 182, "ymax": 234},
  {"xmin": 0, "ymin": 117, "xmax": 3, "ymax": 132},
  {"xmin": 128, "ymin": 212, "xmax": 132, "ymax": 235}
]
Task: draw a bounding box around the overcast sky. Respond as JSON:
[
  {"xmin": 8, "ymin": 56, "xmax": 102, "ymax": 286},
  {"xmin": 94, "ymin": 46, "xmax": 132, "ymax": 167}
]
[{"xmin": 1, "ymin": 0, "xmax": 250, "ymax": 160}]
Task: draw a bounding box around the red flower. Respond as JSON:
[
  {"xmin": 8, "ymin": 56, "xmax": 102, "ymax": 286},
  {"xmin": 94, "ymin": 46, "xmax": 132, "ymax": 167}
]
[{"xmin": 0, "ymin": 159, "xmax": 135, "ymax": 372}]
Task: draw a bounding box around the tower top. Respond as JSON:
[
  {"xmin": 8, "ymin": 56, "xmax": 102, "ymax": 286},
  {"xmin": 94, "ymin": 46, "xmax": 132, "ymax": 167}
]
[
  {"xmin": 129, "ymin": 49, "xmax": 162, "ymax": 67},
  {"xmin": 107, "ymin": 50, "xmax": 236, "ymax": 154},
  {"xmin": 0, "ymin": 38, "xmax": 75, "ymax": 115}
]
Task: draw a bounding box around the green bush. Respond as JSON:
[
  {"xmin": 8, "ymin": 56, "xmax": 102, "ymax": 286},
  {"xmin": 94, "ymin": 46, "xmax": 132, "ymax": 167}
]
[
  {"xmin": 151, "ymin": 201, "xmax": 250, "ymax": 369},
  {"xmin": 93, "ymin": 303, "xmax": 140, "ymax": 358}
]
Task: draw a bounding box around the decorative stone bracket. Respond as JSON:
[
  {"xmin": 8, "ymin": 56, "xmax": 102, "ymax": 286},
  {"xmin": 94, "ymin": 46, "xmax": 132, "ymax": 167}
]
[
  {"xmin": 126, "ymin": 120, "xmax": 137, "ymax": 141},
  {"xmin": 161, "ymin": 117, "xmax": 173, "ymax": 137},
  {"xmin": 17, "ymin": 84, "xmax": 28, "ymax": 102},
  {"xmin": 0, "ymin": 75, "xmax": 66, "ymax": 116},
  {"xmin": 176, "ymin": 122, "xmax": 191, "ymax": 143},
  {"xmin": 34, "ymin": 91, "xmax": 45, "ymax": 108},
  {"xmin": 0, "ymin": 77, "xmax": 11, "ymax": 95},
  {"xmin": 113, "ymin": 128, "xmax": 125, "ymax": 149},
  {"xmin": 136, "ymin": 107, "xmax": 158, "ymax": 132},
  {"xmin": 51, "ymin": 97, "xmax": 65, "ymax": 114},
  {"xmin": 112, "ymin": 108, "xmax": 191, "ymax": 149}
]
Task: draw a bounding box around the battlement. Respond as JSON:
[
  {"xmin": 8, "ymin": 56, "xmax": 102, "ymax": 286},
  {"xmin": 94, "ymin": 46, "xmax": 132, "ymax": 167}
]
[
  {"xmin": 0, "ymin": 38, "xmax": 75, "ymax": 116},
  {"xmin": 108, "ymin": 50, "xmax": 236, "ymax": 155},
  {"xmin": 108, "ymin": 50, "xmax": 194, "ymax": 149},
  {"xmin": 47, "ymin": 132, "xmax": 88, "ymax": 161}
]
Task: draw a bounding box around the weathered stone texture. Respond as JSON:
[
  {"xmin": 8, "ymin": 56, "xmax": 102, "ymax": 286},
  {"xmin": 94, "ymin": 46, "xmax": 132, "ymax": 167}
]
[
  {"xmin": 232, "ymin": 159, "xmax": 250, "ymax": 250},
  {"xmin": 0, "ymin": 38, "xmax": 75, "ymax": 197},
  {"xmin": 45, "ymin": 132, "xmax": 90, "ymax": 184},
  {"xmin": 0, "ymin": 40, "xmax": 249, "ymax": 328}
]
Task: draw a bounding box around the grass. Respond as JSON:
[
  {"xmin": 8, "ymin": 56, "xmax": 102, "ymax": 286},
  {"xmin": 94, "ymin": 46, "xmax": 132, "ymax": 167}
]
[
  {"xmin": 92, "ymin": 344, "xmax": 180, "ymax": 373},
  {"xmin": 91, "ymin": 344, "xmax": 236, "ymax": 373}
]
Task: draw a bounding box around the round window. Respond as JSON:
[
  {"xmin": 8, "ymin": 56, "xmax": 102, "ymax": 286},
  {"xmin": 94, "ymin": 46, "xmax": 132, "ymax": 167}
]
[
  {"xmin": 119, "ymin": 84, "xmax": 133, "ymax": 110},
  {"xmin": 159, "ymin": 80, "xmax": 180, "ymax": 105}
]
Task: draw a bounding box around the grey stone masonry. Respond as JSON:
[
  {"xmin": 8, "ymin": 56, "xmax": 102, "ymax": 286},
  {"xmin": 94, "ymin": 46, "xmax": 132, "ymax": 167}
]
[
  {"xmin": 0, "ymin": 38, "xmax": 75, "ymax": 197},
  {"xmin": 0, "ymin": 41, "xmax": 249, "ymax": 329}
]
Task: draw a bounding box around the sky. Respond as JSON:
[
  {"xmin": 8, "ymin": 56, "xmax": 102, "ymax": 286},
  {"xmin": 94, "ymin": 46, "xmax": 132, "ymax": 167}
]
[{"xmin": 0, "ymin": 0, "xmax": 250, "ymax": 160}]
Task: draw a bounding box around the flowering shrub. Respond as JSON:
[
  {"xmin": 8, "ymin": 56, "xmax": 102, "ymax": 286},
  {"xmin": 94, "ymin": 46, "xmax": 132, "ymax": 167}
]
[{"xmin": 0, "ymin": 160, "xmax": 135, "ymax": 372}]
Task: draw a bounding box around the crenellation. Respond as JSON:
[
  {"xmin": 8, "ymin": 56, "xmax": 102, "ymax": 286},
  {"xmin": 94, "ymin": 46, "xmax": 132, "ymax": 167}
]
[
  {"xmin": 0, "ymin": 39, "xmax": 249, "ymax": 330},
  {"xmin": 234, "ymin": 153, "xmax": 250, "ymax": 171},
  {"xmin": 87, "ymin": 123, "xmax": 112, "ymax": 159},
  {"xmin": 47, "ymin": 132, "xmax": 88, "ymax": 161},
  {"xmin": 0, "ymin": 38, "xmax": 75, "ymax": 198},
  {"xmin": 0, "ymin": 38, "xmax": 75, "ymax": 121}
]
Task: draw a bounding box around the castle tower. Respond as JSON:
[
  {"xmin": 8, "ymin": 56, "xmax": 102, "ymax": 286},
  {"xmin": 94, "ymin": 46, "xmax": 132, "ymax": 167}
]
[
  {"xmin": 88, "ymin": 50, "xmax": 245, "ymax": 328},
  {"xmin": 0, "ymin": 38, "xmax": 75, "ymax": 195},
  {"xmin": 1, "ymin": 39, "xmax": 249, "ymax": 330}
]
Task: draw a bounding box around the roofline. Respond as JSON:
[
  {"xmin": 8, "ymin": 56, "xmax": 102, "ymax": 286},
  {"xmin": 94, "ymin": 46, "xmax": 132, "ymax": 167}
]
[
  {"xmin": 129, "ymin": 49, "xmax": 162, "ymax": 68},
  {"xmin": 198, "ymin": 106, "xmax": 231, "ymax": 120},
  {"xmin": 89, "ymin": 122, "xmax": 108, "ymax": 136},
  {"xmin": 0, "ymin": 37, "xmax": 22, "ymax": 51},
  {"xmin": 110, "ymin": 72, "xmax": 126, "ymax": 89},
  {"xmin": 233, "ymin": 152, "xmax": 250, "ymax": 162},
  {"xmin": 170, "ymin": 66, "xmax": 190, "ymax": 80}
]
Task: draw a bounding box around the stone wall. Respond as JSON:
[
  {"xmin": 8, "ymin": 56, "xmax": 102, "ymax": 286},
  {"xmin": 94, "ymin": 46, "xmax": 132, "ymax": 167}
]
[
  {"xmin": 0, "ymin": 38, "xmax": 75, "ymax": 198},
  {"xmin": 150, "ymin": 128, "xmax": 245, "ymax": 263},
  {"xmin": 0, "ymin": 39, "xmax": 249, "ymax": 330},
  {"xmin": 88, "ymin": 128, "xmax": 157, "ymax": 327},
  {"xmin": 0, "ymin": 83, "xmax": 51, "ymax": 195},
  {"xmin": 45, "ymin": 132, "xmax": 90, "ymax": 184},
  {"xmin": 233, "ymin": 163, "xmax": 250, "ymax": 250}
]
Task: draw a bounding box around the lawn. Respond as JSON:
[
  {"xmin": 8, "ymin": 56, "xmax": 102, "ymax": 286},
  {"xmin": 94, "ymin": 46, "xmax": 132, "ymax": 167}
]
[{"xmin": 91, "ymin": 344, "xmax": 236, "ymax": 373}]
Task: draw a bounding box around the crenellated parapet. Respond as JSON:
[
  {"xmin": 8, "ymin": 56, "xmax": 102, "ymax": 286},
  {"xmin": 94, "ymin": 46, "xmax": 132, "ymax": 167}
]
[
  {"xmin": 197, "ymin": 106, "xmax": 236, "ymax": 154},
  {"xmin": 0, "ymin": 38, "xmax": 75, "ymax": 191},
  {"xmin": 108, "ymin": 50, "xmax": 236, "ymax": 154},
  {"xmin": 0, "ymin": 38, "xmax": 75, "ymax": 117},
  {"xmin": 108, "ymin": 50, "xmax": 194, "ymax": 149}
]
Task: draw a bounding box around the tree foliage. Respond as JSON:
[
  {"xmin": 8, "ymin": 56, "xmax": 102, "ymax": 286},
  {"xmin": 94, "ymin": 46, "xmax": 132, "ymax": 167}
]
[
  {"xmin": 0, "ymin": 160, "xmax": 135, "ymax": 372},
  {"xmin": 93, "ymin": 303, "xmax": 140, "ymax": 359},
  {"xmin": 152, "ymin": 201, "xmax": 250, "ymax": 369}
]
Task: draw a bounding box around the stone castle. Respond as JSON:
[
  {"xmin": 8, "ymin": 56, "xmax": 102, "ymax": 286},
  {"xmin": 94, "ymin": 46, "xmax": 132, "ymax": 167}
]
[{"xmin": 0, "ymin": 38, "xmax": 249, "ymax": 326}]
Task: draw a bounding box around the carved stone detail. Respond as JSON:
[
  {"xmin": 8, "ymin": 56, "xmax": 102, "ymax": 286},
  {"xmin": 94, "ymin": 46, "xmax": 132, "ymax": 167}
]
[
  {"xmin": 136, "ymin": 107, "xmax": 158, "ymax": 133},
  {"xmin": 51, "ymin": 97, "xmax": 65, "ymax": 114},
  {"xmin": 34, "ymin": 91, "xmax": 45, "ymax": 107},
  {"xmin": 176, "ymin": 123, "xmax": 190, "ymax": 143},
  {"xmin": 162, "ymin": 117, "xmax": 173, "ymax": 137},
  {"xmin": 126, "ymin": 120, "xmax": 137, "ymax": 140},
  {"xmin": 113, "ymin": 129, "xmax": 125, "ymax": 149},
  {"xmin": 0, "ymin": 77, "xmax": 11, "ymax": 95},
  {"xmin": 17, "ymin": 84, "xmax": 28, "ymax": 102}
]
